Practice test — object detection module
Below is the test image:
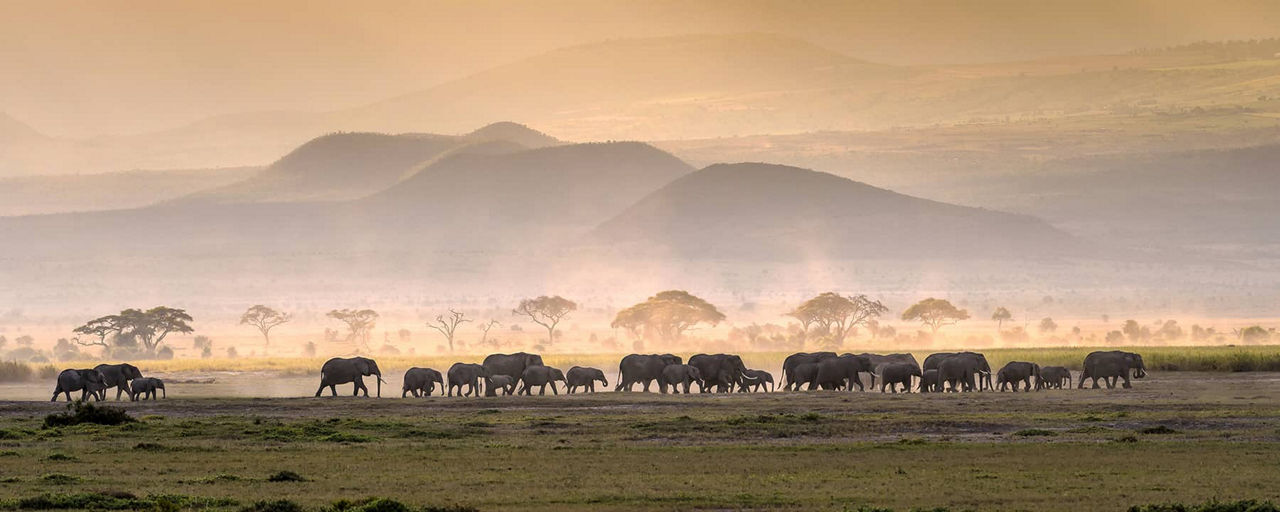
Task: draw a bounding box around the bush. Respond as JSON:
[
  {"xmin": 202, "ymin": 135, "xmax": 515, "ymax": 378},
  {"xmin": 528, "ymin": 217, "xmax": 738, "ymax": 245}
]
[
  {"xmin": 240, "ymin": 500, "xmax": 305, "ymax": 512},
  {"xmin": 1129, "ymin": 499, "xmax": 1280, "ymax": 512},
  {"xmin": 39, "ymin": 473, "xmax": 81, "ymax": 484},
  {"xmin": 1012, "ymin": 429, "xmax": 1057, "ymax": 437},
  {"xmin": 0, "ymin": 361, "xmax": 33, "ymax": 382},
  {"xmin": 267, "ymin": 470, "xmax": 307, "ymax": 482},
  {"xmin": 43, "ymin": 401, "xmax": 135, "ymax": 428},
  {"xmin": 1139, "ymin": 425, "xmax": 1180, "ymax": 435}
]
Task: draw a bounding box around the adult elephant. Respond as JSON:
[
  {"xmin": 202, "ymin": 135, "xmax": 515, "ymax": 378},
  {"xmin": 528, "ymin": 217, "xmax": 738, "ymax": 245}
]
[
  {"xmin": 616, "ymin": 354, "xmax": 682, "ymax": 392},
  {"xmin": 447, "ymin": 363, "xmax": 489, "ymax": 397},
  {"xmin": 315, "ymin": 357, "xmax": 384, "ymax": 397},
  {"xmin": 924, "ymin": 352, "xmax": 993, "ymax": 391},
  {"xmin": 880, "ymin": 363, "xmax": 922, "ymax": 393},
  {"xmin": 130, "ymin": 377, "xmax": 165, "ymax": 400},
  {"xmin": 937, "ymin": 353, "xmax": 989, "ymax": 392},
  {"xmin": 791, "ymin": 362, "xmax": 822, "ymax": 390},
  {"xmin": 660, "ymin": 364, "xmax": 703, "ymax": 394},
  {"xmin": 402, "ymin": 367, "xmax": 443, "ymax": 398},
  {"xmin": 780, "ymin": 352, "xmax": 838, "ymax": 391},
  {"xmin": 813, "ymin": 354, "xmax": 873, "ymax": 391},
  {"xmin": 859, "ymin": 353, "xmax": 920, "ymax": 388},
  {"xmin": 688, "ymin": 354, "xmax": 751, "ymax": 393},
  {"xmin": 996, "ymin": 362, "xmax": 1040, "ymax": 392},
  {"xmin": 518, "ymin": 366, "xmax": 565, "ymax": 396},
  {"xmin": 918, "ymin": 369, "xmax": 940, "ymax": 393},
  {"xmin": 51, "ymin": 369, "xmax": 107, "ymax": 402},
  {"xmin": 565, "ymin": 366, "xmax": 608, "ymax": 394},
  {"xmin": 1078, "ymin": 351, "xmax": 1146, "ymax": 389},
  {"xmin": 483, "ymin": 352, "xmax": 544, "ymax": 383},
  {"xmin": 1037, "ymin": 366, "xmax": 1072, "ymax": 390},
  {"xmin": 94, "ymin": 363, "xmax": 143, "ymax": 401}
]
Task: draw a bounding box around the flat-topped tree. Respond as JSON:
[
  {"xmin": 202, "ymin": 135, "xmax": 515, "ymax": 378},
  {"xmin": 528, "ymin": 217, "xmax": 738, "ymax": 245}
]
[
  {"xmin": 327, "ymin": 309, "xmax": 379, "ymax": 353},
  {"xmin": 991, "ymin": 307, "xmax": 1012, "ymax": 332},
  {"xmin": 73, "ymin": 306, "xmax": 194, "ymax": 357},
  {"xmin": 427, "ymin": 309, "xmax": 470, "ymax": 352},
  {"xmin": 611, "ymin": 290, "xmax": 725, "ymax": 345},
  {"xmin": 901, "ymin": 298, "xmax": 969, "ymax": 335},
  {"xmin": 513, "ymin": 296, "xmax": 576, "ymax": 346},
  {"xmin": 240, "ymin": 305, "xmax": 291, "ymax": 356},
  {"xmin": 788, "ymin": 292, "xmax": 887, "ymax": 347}
]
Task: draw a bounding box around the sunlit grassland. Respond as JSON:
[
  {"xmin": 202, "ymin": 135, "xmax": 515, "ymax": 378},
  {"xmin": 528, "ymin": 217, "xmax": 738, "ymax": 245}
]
[{"xmin": 47, "ymin": 345, "xmax": 1280, "ymax": 376}]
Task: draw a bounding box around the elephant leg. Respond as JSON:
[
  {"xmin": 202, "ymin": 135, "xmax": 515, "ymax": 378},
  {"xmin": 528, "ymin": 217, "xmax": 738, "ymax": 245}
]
[{"xmin": 1122, "ymin": 374, "xmax": 1132, "ymax": 389}]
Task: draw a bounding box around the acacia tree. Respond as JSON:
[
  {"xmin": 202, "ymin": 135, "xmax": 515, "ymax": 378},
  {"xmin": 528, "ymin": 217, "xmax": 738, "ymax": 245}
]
[
  {"xmin": 513, "ymin": 296, "xmax": 577, "ymax": 345},
  {"xmin": 427, "ymin": 309, "xmax": 470, "ymax": 352},
  {"xmin": 73, "ymin": 306, "xmax": 194, "ymax": 356},
  {"xmin": 991, "ymin": 307, "xmax": 1012, "ymax": 332},
  {"xmin": 901, "ymin": 298, "xmax": 969, "ymax": 335},
  {"xmin": 478, "ymin": 319, "xmax": 500, "ymax": 347},
  {"xmin": 788, "ymin": 292, "xmax": 887, "ymax": 347},
  {"xmin": 327, "ymin": 309, "xmax": 379, "ymax": 352},
  {"xmin": 240, "ymin": 305, "xmax": 291, "ymax": 356},
  {"xmin": 1039, "ymin": 317, "xmax": 1058, "ymax": 334},
  {"xmin": 611, "ymin": 290, "xmax": 725, "ymax": 345}
]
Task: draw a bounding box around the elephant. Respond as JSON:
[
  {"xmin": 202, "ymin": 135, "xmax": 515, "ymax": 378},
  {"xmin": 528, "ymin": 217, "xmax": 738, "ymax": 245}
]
[
  {"xmin": 927, "ymin": 352, "xmax": 993, "ymax": 391},
  {"xmin": 565, "ymin": 366, "xmax": 608, "ymax": 394},
  {"xmin": 996, "ymin": 362, "xmax": 1040, "ymax": 392},
  {"xmin": 315, "ymin": 357, "xmax": 383, "ymax": 397},
  {"xmin": 859, "ymin": 353, "xmax": 921, "ymax": 389},
  {"xmin": 616, "ymin": 354, "xmax": 682, "ymax": 392},
  {"xmin": 1078, "ymin": 351, "xmax": 1146, "ymax": 389},
  {"xmin": 518, "ymin": 365, "xmax": 565, "ymax": 396},
  {"xmin": 486, "ymin": 375, "xmax": 517, "ymax": 396},
  {"xmin": 780, "ymin": 352, "xmax": 838, "ymax": 390},
  {"xmin": 94, "ymin": 363, "xmax": 143, "ymax": 400},
  {"xmin": 918, "ymin": 369, "xmax": 940, "ymax": 392},
  {"xmin": 483, "ymin": 352, "xmax": 545, "ymax": 382},
  {"xmin": 660, "ymin": 364, "xmax": 703, "ymax": 394},
  {"xmin": 813, "ymin": 354, "xmax": 874, "ymax": 391},
  {"xmin": 688, "ymin": 354, "xmax": 752, "ymax": 393},
  {"xmin": 447, "ymin": 363, "xmax": 489, "ymax": 397},
  {"xmin": 130, "ymin": 377, "xmax": 165, "ymax": 400},
  {"xmin": 737, "ymin": 369, "xmax": 774, "ymax": 392},
  {"xmin": 402, "ymin": 367, "xmax": 444, "ymax": 397},
  {"xmin": 51, "ymin": 368, "xmax": 107, "ymax": 402},
  {"xmin": 879, "ymin": 362, "xmax": 922, "ymax": 393},
  {"xmin": 1037, "ymin": 366, "xmax": 1072, "ymax": 390},
  {"xmin": 937, "ymin": 353, "xmax": 990, "ymax": 392}
]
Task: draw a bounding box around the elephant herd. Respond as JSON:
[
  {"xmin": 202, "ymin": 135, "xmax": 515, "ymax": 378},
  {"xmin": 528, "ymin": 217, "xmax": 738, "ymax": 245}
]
[
  {"xmin": 50, "ymin": 350, "xmax": 1146, "ymax": 402},
  {"xmin": 51, "ymin": 363, "xmax": 165, "ymax": 402}
]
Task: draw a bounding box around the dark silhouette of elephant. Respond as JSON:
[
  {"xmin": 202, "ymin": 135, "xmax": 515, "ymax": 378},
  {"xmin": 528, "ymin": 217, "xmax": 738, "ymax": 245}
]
[
  {"xmin": 738, "ymin": 369, "xmax": 774, "ymax": 392},
  {"xmin": 780, "ymin": 352, "xmax": 837, "ymax": 390},
  {"xmin": 94, "ymin": 363, "xmax": 143, "ymax": 400},
  {"xmin": 1037, "ymin": 366, "xmax": 1072, "ymax": 390},
  {"xmin": 660, "ymin": 364, "xmax": 703, "ymax": 394},
  {"xmin": 1079, "ymin": 351, "xmax": 1146, "ymax": 389},
  {"xmin": 791, "ymin": 362, "xmax": 822, "ymax": 390},
  {"xmin": 688, "ymin": 353, "xmax": 751, "ymax": 393},
  {"xmin": 52, "ymin": 368, "xmax": 107, "ymax": 402},
  {"xmin": 402, "ymin": 367, "xmax": 443, "ymax": 397},
  {"xmin": 997, "ymin": 362, "xmax": 1040, "ymax": 392},
  {"xmin": 315, "ymin": 357, "xmax": 383, "ymax": 397},
  {"xmin": 130, "ymin": 377, "xmax": 165, "ymax": 400},
  {"xmin": 814, "ymin": 354, "xmax": 873, "ymax": 391},
  {"xmin": 918, "ymin": 369, "xmax": 940, "ymax": 392},
  {"xmin": 859, "ymin": 353, "xmax": 920, "ymax": 389},
  {"xmin": 447, "ymin": 363, "xmax": 489, "ymax": 397},
  {"xmin": 518, "ymin": 365, "xmax": 565, "ymax": 395},
  {"xmin": 483, "ymin": 352, "xmax": 544, "ymax": 383},
  {"xmin": 565, "ymin": 366, "xmax": 608, "ymax": 393},
  {"xmin": 929, "ymin": 352, "xmax": 993, "ymax": 391},
  {"xmin": 937, "ymin": 353, "xmax": 989, "ymax": 392},
  {"xmin": 616, "ymin": 353, "xmax": 682, "ymax": 392},
  {"xmin": 486, "ymin": 375, "xmax": 517, "ymax": 396},
  {"xmin": 879, "ymin": 362, "xmax": 922, "ymax": 393}
]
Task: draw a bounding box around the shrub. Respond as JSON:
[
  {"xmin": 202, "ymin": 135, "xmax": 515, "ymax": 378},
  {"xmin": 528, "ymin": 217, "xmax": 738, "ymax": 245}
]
[
  {"xmin": 0, "ymin": 361, "xmax": 33, "ymax": 382},
  {"xmin": 37, "ymin": 365, "xmax": 59, "ymax": 379},
  {"xmin": 240, "ymin": 500, "xmax": 305, "ymax": 512},
  {"xmin": 1128, "ymin": 499, "xmax": 1280, "ymax": 512},
  {"xmin": 267, "ymin": 470, "xmax": 307, "ymax": 482},
  {"xmin": 1012, "ymin": 429, "xmax": 1057, "ymax": 437},
  {"xmin": 1139, "ymin": 425, "xmax": 1180, "ymax": 435},
  {"xmin": 39, "ymin": 473, "xmax": 81, "ymax": 484},
  {"xmin": 44, "ymin": 453, "xmax": 77, "ymax": 461},
  {"xmin": 43, "ymin": 401, "xmax": 136, "ymax": 428}
]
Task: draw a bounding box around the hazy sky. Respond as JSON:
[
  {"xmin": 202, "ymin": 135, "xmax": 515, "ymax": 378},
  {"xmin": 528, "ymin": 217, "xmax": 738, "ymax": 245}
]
[{"xmin": 3, "ymin": 0, "xmax": 1279, "ymax": 137}]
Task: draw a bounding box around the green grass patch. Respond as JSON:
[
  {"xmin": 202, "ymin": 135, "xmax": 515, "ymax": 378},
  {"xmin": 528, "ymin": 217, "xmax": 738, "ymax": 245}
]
[
  {"xmin": 1011, "ymin": 428, "xmax": 1058, "ymax": 437},
  {"xmin": 43, "ymin": 402, "xmax": 134, "ymax": 428}
]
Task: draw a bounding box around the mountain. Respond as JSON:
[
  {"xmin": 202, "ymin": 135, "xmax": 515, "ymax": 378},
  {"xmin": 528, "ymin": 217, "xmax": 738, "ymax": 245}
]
[
  {"xmin": 0, "ymin": 113, "xmax": 46, "ymax": 144},
  {"xmin": 0, "ymin": 167, "xmax": 258, "ymax": 216},
  {"xmin": 590, "ymin": 163, "xmax": 1077, "ymax": 260},
  {"xmin": 462, "ymin": 122, "xmax": 560, "ymax": 148}
]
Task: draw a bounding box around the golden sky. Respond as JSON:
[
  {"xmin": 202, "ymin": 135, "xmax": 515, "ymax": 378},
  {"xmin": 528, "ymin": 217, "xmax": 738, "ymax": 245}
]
[{"xmin": 3, "ymin": 0, "xmax": 1279, "ymax": 137}]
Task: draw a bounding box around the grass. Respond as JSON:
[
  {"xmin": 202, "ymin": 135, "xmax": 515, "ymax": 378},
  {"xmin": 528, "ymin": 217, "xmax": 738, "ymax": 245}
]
[
  {"xmin": 42, "ymin": 402, "xmax": 135, "ymax": 428},
  {"xmin": 0, "ymin": 373, "xmax": 1278, "ymax": 511}
]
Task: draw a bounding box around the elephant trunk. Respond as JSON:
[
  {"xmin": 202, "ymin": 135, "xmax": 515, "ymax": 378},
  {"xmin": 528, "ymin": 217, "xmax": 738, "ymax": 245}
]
[{"xmin": 376, "ymin": 373, "xmax": 383, "ymax": 397}]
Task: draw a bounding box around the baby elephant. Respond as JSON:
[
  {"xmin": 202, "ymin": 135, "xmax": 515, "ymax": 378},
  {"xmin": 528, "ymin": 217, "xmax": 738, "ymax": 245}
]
[
  {"xmin": 661, "ymin": 364, "xmax": 702, "ymax": 394},
  {"xmin": 130, "ymin": 377, "xmax": 165, "ymax": 400},
  {"xmin": 879, "ymin": 363, "xmax": 922, "ymax": 393},
  {"xmin": 486, "ymin": 375, "xmax": 517, "ymax": 396},
  {"xmin": 518, "ymin": 365, "xmax": 565, "ymax": 396},
  {"xmin": 1036, "ymin": 366, "xmax": 1072, "ymax": 390},
  {"xmin": 738, "ymin": 369, "xmax": 774, "ymax": 392},
  {"xmin": 997, "ymin": 362, "xmax": 1041, "ymax": 392},
  {"xmin": 565, "ymin": 366, "xmax": 608, "ymax": 394},
  {"xmin": 918, "ymin": 369, "xmax": 940, "ymax": 393}
]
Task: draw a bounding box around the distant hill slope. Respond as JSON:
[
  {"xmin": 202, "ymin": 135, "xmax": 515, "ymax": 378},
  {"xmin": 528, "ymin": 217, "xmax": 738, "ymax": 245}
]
[
  {"xmin": 590, "ymin": 163, "xmax": 1076, "ymax": 260},
  {"xmin": 0, "ymin": 113, "xmax": 46, "ymax": 144},
  {"xmin": 0, "ymin": 167, "xmax": 259, "ymax": 216},
  {"xmin": 183, "ymin": 122, "xmax": 557, "ymax": 203}
]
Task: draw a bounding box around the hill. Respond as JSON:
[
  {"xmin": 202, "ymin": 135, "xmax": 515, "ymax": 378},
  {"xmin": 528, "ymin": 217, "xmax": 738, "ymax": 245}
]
[
  {"xmin": 0, "ymin": 113, "xmax": 46, "ymax": 144},
  {"xmin": 0, "ymin": 167, "xmax": 258, "ymax": 216},
  {"xmin": 590, "ymin": 163, "xmax": 1077, "ymax": 261}
]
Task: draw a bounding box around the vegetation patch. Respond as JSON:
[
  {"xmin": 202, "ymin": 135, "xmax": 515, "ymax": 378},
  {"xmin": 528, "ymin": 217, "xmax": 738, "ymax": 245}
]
[
  {"xmin": 1128, "ymin": 499, "xmax": 1280, "ymax": 512},
  {"xmin": 1139, "ymin": 425, "xmax": 1181, "ymax": 435},
  {"xmin": 43, "ymin": 402, "xmax": 135, "ymax": 428},
  {"xmin": 267, "ymin": 470, "xmax": 307, "ymax": 482},
  {"xmin": 1011, "ymin": 428, "xmax": 1058, "ymax": 437},
  {"xmin": 320, "ymin": 432, "xmax": 374, "ymax": 443},
  {"xmin": 240, "ymin": 500, "xmax": 305, "ymax": 512},
  {"xmin": 43, "ymin": 453, "xmax": 76, "ymax": 461},
  {"xmin": 1066, "ymin": 425, "xmax": 1114, "ymax": 434},
  {"xmin": 37, "ymin": 474, "xmax": 80, "ymax": 484}
]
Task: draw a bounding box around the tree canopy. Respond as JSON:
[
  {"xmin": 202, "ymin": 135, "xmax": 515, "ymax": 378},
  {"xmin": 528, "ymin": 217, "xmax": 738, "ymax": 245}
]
[
  {"xmin": 991, "ymin": 307, "xmax": 1012, "ymax": 331},
  {"xmin": 327, "ymin": 309, "xmax": 379, "ymax": 352},
  {"xmin": 788, "ymin": 292, "xmax": 887, "ymax": 346},
  {"xmin": 73, "ymin": 306, "xmax": 194, "ymax": 355},
  {"xmin": 901, "ymin": 298, "xmax": 969, "ymax": 334},
  {"xmin": 513, "ymin": 296, "xmax": 577, "ymax": 345},
  {"xmin": 427, "ymin": 309, "xmax": 471, "ymax": 352},
  {"xmin": 240, "ymin": 305, "xmax": 291, "ymax": 355},
  {"xmin": 611, "ymin": 290, "xmax": 725, "ymax": 344}
]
